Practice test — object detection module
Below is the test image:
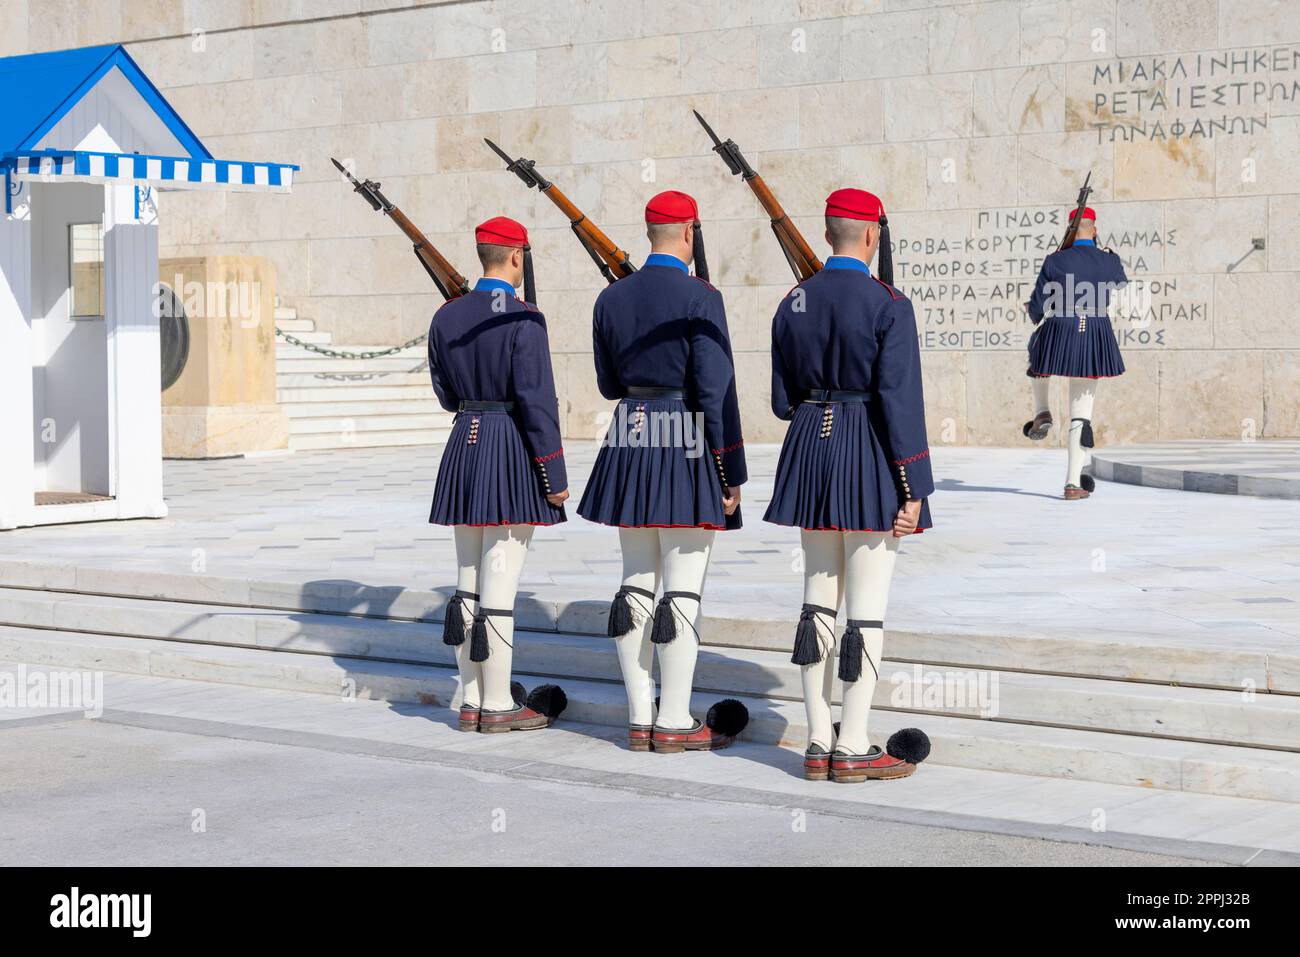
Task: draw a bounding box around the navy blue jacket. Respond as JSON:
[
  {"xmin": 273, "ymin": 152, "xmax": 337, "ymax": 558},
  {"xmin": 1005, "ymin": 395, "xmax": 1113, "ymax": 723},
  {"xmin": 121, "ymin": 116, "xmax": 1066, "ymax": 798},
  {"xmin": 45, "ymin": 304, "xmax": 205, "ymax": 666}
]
[
  {"xmin": 1027, "ymin": 240, "xmax": 1128, "ymax": 323},
  {"xmin": 428, "ymin": 279, "xmax": 568, "ymax": 492},
  {"xmin": 770, "ymin": 257, "xmax": 933, "ymax": 500},
  {"xmin": 592, "ymin": 254, "xmax": 747, "ymax": 486}
]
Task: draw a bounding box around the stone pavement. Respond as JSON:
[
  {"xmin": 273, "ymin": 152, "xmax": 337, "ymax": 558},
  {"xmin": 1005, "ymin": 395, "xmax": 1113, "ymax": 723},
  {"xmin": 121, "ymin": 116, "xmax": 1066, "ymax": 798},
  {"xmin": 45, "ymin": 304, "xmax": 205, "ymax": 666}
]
[
  {"xmin": 2, "ymin": 666, "xmax": 1284, "ymax": 866},
  {"xmin": 1093, "ymin": 440, "xmax": 1300, "ymax": 500},
  {"xmin": 1, "ymin": 442, "xmax": 1297, "ymax": 658}
]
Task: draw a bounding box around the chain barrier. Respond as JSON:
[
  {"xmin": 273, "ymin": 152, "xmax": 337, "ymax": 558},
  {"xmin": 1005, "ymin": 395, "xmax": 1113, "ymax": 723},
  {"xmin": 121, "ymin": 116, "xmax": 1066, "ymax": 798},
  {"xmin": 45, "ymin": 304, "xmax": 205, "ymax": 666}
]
[{"xmin": 275, "ymin": 327, "xmax": 427, "ymax": 360}]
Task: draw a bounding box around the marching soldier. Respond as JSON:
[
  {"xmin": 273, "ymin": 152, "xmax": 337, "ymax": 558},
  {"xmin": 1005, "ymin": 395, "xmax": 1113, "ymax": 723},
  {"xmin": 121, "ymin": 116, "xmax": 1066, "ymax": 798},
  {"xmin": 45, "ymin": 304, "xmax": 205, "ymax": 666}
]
[
  {"xmin": 1022, "ymin": 206, "xmax": 1128, "ymax": 499},
  {"xmin": 577, "ymin": 190, "xmax": 750, "ymax": 753},
  {"xmin": 765, "ymin": 188, "xmax": 933, "ymax": 783},
  {"xmin": 429, "ymin": 216, "xmax": 569, "ymax": 733}
]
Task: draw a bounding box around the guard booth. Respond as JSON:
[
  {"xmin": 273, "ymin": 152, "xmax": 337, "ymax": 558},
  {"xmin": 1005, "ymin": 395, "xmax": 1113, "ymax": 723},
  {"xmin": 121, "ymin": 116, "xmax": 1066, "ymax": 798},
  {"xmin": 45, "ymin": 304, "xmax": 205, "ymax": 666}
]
[{"xmin": 0, "ymin": 45, "xmax": 296, "ymax": 529}]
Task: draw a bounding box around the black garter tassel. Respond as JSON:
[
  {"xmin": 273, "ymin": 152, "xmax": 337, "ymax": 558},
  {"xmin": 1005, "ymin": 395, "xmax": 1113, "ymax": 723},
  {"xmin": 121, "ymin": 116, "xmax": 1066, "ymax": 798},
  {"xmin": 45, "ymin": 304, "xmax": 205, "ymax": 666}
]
[
  {"xmin": 1074, "ymin": 417, "xmax": 1095, "ymax": 448},
  {"xmin": 607, "ymin": 589, "xmax": 635, "ymax": 638},
  {"xmin": 469, "ymin": 613, "xmax": 490, "ymax": 662},
  {"xmin": 837, "ymin": 624, "xmax": 865, "ymax": 682},
  {"xmin": 791, "ymin": 604, "xmax": 830, "ymax": 665},
  {"xmin": 443, "ymin": 594, "xmax": 468, "ymax": 646},
  {"xmin": 650, "ymin": 596, "xmax": 677, "ymax": 645}
]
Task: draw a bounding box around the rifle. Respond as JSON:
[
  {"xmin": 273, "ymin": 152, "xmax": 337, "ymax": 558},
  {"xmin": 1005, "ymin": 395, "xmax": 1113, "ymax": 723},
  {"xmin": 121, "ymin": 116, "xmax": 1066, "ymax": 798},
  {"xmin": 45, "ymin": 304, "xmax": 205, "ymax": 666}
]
[
  {"xmin": 1057, "ymin": 171, "xmax": 1093, "ymax": 251},
  {"xmin": 483, "ymin": 139, "xmax": 636, "ymax": 284},
  {"xmin": 694, "ymin": 110, "xmax": 822, "ymax": 282},
  {"xmin": 331, "ymin": 157, "xmax": 469, "ymax": 300}
]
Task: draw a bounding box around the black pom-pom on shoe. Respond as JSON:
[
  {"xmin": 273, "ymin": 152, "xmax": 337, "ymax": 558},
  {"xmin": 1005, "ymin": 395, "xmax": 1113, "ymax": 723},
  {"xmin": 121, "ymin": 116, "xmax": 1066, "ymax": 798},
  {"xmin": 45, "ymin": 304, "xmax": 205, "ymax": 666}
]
[
  {"xmin": 1080, "ymin": 473, "xmax": 1096, "ymax": 493},
  {"xmin": 510, "ymin": 680, "xmax": 527, "ymax": 707},
  {"xmin": 705, "ymin": 698, "xmax": 749, "ymax": 738},
  {"xmin": 886, "ymin": 727, "xmax": 931, "ymax": 765},
  {"xmin": 526, "ymin": 684, "xmax": 568, "ymax": 719}
]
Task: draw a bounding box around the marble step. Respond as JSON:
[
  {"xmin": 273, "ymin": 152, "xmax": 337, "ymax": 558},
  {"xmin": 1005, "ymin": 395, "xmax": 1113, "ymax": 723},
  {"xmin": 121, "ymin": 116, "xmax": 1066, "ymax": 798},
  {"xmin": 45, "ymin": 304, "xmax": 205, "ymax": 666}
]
[
  {"xmin": 0, "ymin": 588, "xmax": 1297, "ymax": 750},
  {"xmin": 279, "ymin": 399, "xmax": 447, "ymax": 418},
  {"xmin": 276, "ymin": 384, "xmax": 435, "ymax": 404},
  {"xmin": 275, "ymin": 371, "xmax": 431, "ymax": 389},
  {"xmin": 275, "ymin": 355, "xmax": 426, "ymax": 373},
  {"xmin": 1, "ymin": 561, "xmax": 1293, "ymax": 694},
  {"xmin": 4, "ymin": 625, "xmax": 1300, "ymax": 803},
  {"xmin": 288, "ymin": 429, "xmax": 450, "ymax": 451},
  {"xmin": 286, "ymin": 412, "xmax": 450, "ymax": 435},
  {"xmin": 274, "ymin": 330, "xmax": 332, "ymax": 344}
]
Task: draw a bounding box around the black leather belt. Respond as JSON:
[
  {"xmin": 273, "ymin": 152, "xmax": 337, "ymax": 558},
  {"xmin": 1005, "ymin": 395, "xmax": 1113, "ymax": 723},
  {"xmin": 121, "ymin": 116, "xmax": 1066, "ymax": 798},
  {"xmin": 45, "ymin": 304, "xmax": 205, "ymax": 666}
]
[
  {"xmin": 805, "ymin": 389, "xmax": 872, "ymax": 403},
  {"xmin": 459, "ymin": 400, "xmax": 515, "ymax": 412},
  {"xmin": 625, "ymin": 387, "xmax": 685, "ymax": 400}
]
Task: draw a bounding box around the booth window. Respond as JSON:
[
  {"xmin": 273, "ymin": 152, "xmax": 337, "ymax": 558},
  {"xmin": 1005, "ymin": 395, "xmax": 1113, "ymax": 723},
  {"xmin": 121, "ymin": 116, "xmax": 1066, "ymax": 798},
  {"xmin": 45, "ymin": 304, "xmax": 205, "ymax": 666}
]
[{"xmin": 69, "ymin": 222, "xmax": 105, "ymax": 320}]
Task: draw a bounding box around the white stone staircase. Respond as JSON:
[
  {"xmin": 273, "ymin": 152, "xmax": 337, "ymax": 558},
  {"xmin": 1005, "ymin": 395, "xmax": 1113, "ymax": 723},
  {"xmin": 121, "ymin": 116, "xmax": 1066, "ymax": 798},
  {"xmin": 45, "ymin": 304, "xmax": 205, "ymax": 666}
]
[
  {"xmin": 274, "ymin": 308, "xmax": 453, "ymax": 452},
  {"xmin": 2, "ymin": 566, "xmax": 1300, "ymax": 804}
]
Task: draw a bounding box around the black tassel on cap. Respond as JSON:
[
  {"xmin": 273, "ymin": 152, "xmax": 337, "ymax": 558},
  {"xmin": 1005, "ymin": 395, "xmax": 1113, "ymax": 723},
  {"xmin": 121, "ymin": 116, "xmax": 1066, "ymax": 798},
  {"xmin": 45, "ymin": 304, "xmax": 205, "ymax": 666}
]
[
  {"xmin": 469, "ymin": 613, "xmax": 490, "ymax": 662},
  {"xmin": 522, "ymin": 244, "xmax": 536, "ymax": 305},
  {"xmin": 876, "ymin": 212, "xmax": 894, "ymax": 286},
  {"xmin": 691, "ymin": 220, "xmax": 710, "ymax": 282},
  {"xmin": 650, "ymin": 596, "xmax": 677, "ymax": 645}
]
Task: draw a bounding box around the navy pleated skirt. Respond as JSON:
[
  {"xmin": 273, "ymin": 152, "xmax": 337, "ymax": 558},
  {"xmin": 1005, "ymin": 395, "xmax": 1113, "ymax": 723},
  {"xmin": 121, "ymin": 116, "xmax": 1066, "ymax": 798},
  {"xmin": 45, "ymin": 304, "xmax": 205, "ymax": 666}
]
[
  {"xmin": 764, "ymin": 401, "xmax": 932, "ymax": 533},
  {"xmin": 429, "ymin": 409, "xmax": 565, "ymax": 526},
  {"xmin": 1028, "ymin": 315, "xmax": 1126, "ymax": 378},
  {"xmin": 577, "ymin": 397, "xmax": 733, "ymax": 530}
]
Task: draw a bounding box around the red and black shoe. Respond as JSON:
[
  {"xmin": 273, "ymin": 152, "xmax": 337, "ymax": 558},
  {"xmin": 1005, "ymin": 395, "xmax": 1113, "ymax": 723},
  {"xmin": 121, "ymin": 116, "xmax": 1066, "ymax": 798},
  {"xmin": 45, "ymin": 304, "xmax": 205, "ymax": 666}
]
[
  {"xmin": 1022, "ymin": 411, "xmax": 1053, "ymax": 440},
  {"xmin": 651, "ymin": 698, "xmax": 750, "ymax": 753},
  {"xmin": 651, "ymin": 720, "xmax": 734, "ymax": 753},
  {"xmin": 830, "ymin": 746, "xmax": 916, "ymax": 782},
  {"xmin": 478, "ymin": 703, "xmax": 552, "ymax": 733},
  {"xmin": 804, "ymin": 744, "xmax": 832, "ymax": 781},
  {"xmin": 1064, "ymin": 484, "xmax": 1090, "ymax": 500},
  {"xmin": 457, "ymin": 705, "xmax": 480, "ymax": 732},
  {"xmin": 628, "ymin": 723, "xmax": 653, "ymax": 752},
  {"xmin": 478, "ymin": 683, "xmax": 568, "ymax": 733}
]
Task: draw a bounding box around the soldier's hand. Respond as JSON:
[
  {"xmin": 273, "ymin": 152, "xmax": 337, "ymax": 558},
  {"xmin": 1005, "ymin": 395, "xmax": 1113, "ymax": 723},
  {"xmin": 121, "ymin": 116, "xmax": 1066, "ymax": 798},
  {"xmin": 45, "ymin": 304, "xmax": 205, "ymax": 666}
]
[
  {"xmin": 892, "ymin": 499, "xmax": 922, "ymax": 538},
  {"xmin": 547, "ymin": 489, "xmax": 570, "ymax": 507},
  {"xmin": 722, "ymin": 486, "xmax": 742, "ymax": 516}
]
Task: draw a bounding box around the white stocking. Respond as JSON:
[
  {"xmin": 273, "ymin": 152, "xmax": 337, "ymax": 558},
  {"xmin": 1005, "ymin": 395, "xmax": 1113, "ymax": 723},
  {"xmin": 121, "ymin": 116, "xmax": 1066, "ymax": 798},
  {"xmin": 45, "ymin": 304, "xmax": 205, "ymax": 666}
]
[
  {"xmin": 614, "ymin": 527, "xmax": 659, "ymax": 726},
  {"xmin": 1031, "ymin": 375, "xmax": 1050, "ymax": 417},
  {"xmin": 477, "ymin": 524, "xmax": 534, "ymax": 712},
  {"xmin": 451, "ymin": 526, "xmax": 484, "ymax": 709},
  {"xmin": 799, "ymin": 530, "xmax": 844, "ymax": 752},
  {"xmin": 836, "ymin": 531, "xmax": 899, "ymax": 756},
  {"xmin": 1067, "ymin": 378, "xmax": 1097, "ymax": 487},
  {"xmin": 654, "ymin": 528, "xmax": 714, "ymax": 730}
]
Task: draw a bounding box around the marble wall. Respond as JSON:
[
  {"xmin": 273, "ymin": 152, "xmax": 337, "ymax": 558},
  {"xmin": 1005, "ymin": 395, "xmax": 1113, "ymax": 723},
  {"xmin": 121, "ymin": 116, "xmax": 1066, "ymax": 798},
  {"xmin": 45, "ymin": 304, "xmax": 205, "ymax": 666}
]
[{"xmin": 6, "ymin": 0, "xmax": 1298, "ymax": 445}]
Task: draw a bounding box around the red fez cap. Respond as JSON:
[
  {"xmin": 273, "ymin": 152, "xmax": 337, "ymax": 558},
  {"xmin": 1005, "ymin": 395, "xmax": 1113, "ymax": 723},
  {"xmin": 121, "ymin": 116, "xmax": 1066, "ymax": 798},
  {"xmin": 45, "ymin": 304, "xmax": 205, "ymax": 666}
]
[
  {"xmin": 825, "ymin": 188, "xmax": 884, "ymax": 222},
  {"xmin": 645, "ymin": 190, "xmax": 699, "ymax": 224},
  {"xmin": 1068, "ymin": 207, "xmax": 1097, "ymax": 222},
  {"xmin": 475, "ymin": 215, "xmax": 529, "ymax": 248}
]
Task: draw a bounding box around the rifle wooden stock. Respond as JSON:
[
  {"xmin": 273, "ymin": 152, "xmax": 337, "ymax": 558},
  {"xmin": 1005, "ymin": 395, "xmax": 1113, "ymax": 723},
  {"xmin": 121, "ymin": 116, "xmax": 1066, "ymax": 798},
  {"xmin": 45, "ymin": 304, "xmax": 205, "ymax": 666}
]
[
  {"xmin": 745, "ymin": 174, "xmax": 822, "ymax": 280},
  {"xmin": 539, "ymin": 183, "xmax": 635, "ymax": 279},
  {"xmin": 386, "ymin": 206, "xmax": 469, "ymax": 300}
]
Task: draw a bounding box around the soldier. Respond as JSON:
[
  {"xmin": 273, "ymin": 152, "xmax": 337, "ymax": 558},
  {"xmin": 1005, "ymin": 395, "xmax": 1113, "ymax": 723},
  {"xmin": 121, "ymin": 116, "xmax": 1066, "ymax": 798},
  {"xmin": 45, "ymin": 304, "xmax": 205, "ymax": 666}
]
[
  {"xmin": 428, "ymin": 216, "xmax": 569, "ymax": 733},
  {"xmin": 765, "ymin": 188, "xmax": 933, "ymax": 783},
  {"xmin": 577, "ymin": 190, "xmax": 750, "ymax": 754},
  {"xmin": 1022, "ymin": 206, "xmax": 1128, "ymax": 499}
]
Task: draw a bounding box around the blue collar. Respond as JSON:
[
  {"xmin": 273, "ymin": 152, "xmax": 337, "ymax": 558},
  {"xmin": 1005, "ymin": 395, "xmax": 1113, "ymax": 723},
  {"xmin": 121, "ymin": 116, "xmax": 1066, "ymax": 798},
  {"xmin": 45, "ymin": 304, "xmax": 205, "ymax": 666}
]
[
  {"xmin": 1073, "ymin": 239, "xmax": 1096, "ymax": 247},
  {"xmin": 824, "ymin": 255, "xmax": 870, "ymax": 275},
  {"xmin": 475, "ymin": 277, "xmax": 517, "ymax": 295},
  {"xmin": 644, "ymin": 252, "xmax": 689, "ymax": 273}
]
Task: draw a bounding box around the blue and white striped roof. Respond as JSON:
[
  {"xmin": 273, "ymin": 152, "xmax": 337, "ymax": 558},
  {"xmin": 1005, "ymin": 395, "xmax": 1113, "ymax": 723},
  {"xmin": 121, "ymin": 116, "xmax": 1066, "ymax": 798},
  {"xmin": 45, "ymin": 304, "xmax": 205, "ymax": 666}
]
[
  {"xmin": 0, "ymin": 44, "xmax": 295, "ymax": 195},
  {"xmin": 2, "ymin": 150, "xmax": 296, "ymax": 192}
]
